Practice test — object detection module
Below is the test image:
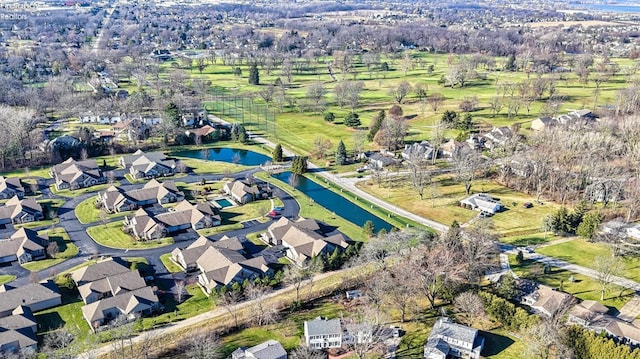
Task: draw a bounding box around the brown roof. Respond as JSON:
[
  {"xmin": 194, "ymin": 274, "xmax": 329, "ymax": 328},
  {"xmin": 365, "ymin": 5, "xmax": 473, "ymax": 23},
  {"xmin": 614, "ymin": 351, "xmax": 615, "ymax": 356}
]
[
  {"xmin": 51, "ymin": 158, "xmax": 102, "ymax": 185},
  {"xmin": 71, "ymin": 257, "xmax": 130, "ymax": 285},
  {"xmin": 81, "ymin": 286, "xmax": 158, "ymax": 322},
  {"xmin": 77, "ymin": 270, "xmax": 146, "ymax": 301}
]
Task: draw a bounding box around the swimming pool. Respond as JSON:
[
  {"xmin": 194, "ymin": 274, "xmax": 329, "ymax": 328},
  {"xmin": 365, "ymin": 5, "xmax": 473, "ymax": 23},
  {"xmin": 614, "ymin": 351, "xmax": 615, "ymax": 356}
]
[{"xmin": 215, "ymin": 198, "xmax": 234, "ymax": 208}]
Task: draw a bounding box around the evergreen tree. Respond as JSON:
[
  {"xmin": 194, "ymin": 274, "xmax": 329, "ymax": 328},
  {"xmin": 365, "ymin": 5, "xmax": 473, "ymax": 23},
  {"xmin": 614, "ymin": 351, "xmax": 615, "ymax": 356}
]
[
  {"xmin": 577, "ymin": 211, "xmax": 604, "ymax": 240},
  {"xmin": 441, "ymin": 110, "xmax": 458, "ymax": 128},
  {"xmin": 230, "ymin": 123, "xmax": 247, "ymax": 142},
  {"xmin": 344, "ymin": 112, "xmax": 361, "ymax": 128},
  {"xmin": 324, "ymin": 112, "xmax": 335, "ymax": 123},
  {"xmin": 551, "ymin": 207, "xmax": 573, "ymax": 234},
  {"xmin": 363, "ymin": 220, "xmax": 375, "ymax": 237},
  {"xmin": 368, "ymin": 110, "xmax": 385, "ymax": 141},
  {"xmin": 457, "ymin": 113, "xmax": 474, "ymax": 131},
  {"xmin": 335, "ymin": 140, "xmax": 347, "ymax": 165},
  {"xmin": 164, "ymin": 102, "xmax": 181, "ymax": 127},
  {"xmin": 291, "ymin": 156, "xmax": 308, "ymax": 175},
  {"xmin": 272, "ymin": 144, "xmax": 284, "ymax": 162},
  {"xmin": 496, "ymin": 275, "xmax": 519, "ymax": 300},
  {"xmin": 504, "ymin": 54, "xmax": 517, "ymax": 71},
  {"xmin": 248, "ymin": 63, "xmax": 260, "ymax": 85}
]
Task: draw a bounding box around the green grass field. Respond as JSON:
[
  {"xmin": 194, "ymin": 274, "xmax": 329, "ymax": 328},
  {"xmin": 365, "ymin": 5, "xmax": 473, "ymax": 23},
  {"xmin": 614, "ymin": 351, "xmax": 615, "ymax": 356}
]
[
  {"xmin": 175, "ymin": 157, "xmax": 251, "ymax": 175},
  {"xmin": 139, "ymin": 284, "xmax": 212, "ymax": 330},
  {"xmin": 160, "ymin": 253, "xmax": 184, "ymax": 273},
  {"xmin": 0, "ymin": 275, "xmax": 16, "ymax": 285},
  {"xmin": 74, "ymin": 195, "xmax": 135, "ymax": 224},
  {"xmin": 50, "ymin": 182, "xmax": 119, "ymax": 198},
  {"xmin": 86, "ymin": 221, "xmax": 174, "ymax": 250},
  {"xmin": 21, "ymin": 228, "xmax": 78, "ymax": 272}
]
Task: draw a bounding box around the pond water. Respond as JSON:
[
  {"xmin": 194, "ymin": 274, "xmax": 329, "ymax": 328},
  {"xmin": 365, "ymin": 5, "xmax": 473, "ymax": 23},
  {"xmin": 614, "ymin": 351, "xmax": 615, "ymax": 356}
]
[
  {"xmin": 273, "ymin": 172, "xmax": 394, "ymax": 232},
  {"xmin": 174, "ymin": 147, "xmax": 270, "ymax": 166}
]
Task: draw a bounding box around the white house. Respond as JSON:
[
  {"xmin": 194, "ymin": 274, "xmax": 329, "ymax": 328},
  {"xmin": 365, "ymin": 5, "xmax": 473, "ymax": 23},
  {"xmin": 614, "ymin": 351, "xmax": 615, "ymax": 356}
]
[
  {"xmin": 304, "ymin": 317, "xmax": 342, "ymax": 349},
  {"xmin": 423, "ymin": 318, "xmax": 484, "ymax": 359},
  {"xmin": 459, "ymin": 193, "xmax": 503, "ymax": 215}
]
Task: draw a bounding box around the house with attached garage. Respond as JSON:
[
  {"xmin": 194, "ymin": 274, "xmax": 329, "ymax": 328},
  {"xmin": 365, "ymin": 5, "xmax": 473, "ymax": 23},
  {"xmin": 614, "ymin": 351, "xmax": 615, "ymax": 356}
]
[
  {"xmin": 82, "ymin": 286, "xmax": 160, "ymax": 332},
  {"xmin": 223, "ymin": 180, "xmax": 271, "ymax": 205},
  {"xmin": 50, "ymin": 158, "xmax": 106, "ymax": 191},
  {"xmin": 262, "ymin": 217, "xmax": 349, "ymax": 268},
  {"xmin": 0, "ymin": 228, "xmax": 49, "ymax": 264},
  {"xmin": 423, "ymin": 317, "xmax": 484, "ymax": 359},
  {"xmin": 522, "ymin": 285, "xmax": 574, "ymax": 317},
  {"xmin": 70, "ymin": 257, "xmax": 131, "ymax": 287},
  {"xmin": 0, "ymin": 281, "xmax": 61, "ymax": 318},
  {"xmin": 96, "ymin": 180, "xmax": 184, "ymax": 213},
  {"xmin": 77, "ymin": 270, "xmax": 147, "ymax": 305},
  {"xmin": 402, "ymin": 141, "xmax": 435, "ymax": 161},
  {"xmin": 119, "ymin": 150, "xmax": 177, "ymax": 179},
  {"xmin": 171, "ymin": 235, "xmax": 244, "ymax": 272},
  {"xmin": 231, "ymin": 340, "xmax": 287, "ymax": 359},
  {"xmin": 459, "ymin": 193, "xmax": 503, "ymax": 216},
  {"xmin": 123, "ymin": 200, "xmax": 220, "ymax": 240},
  {"xmin": 0, "ymin": 196, "xmax": 44, "ymax": 225},
  {"xmin": 0, "ymin": 177, "xmax": 26, "ymax": 199},
  {"xmin": 0, "ymin": 305, "xmax": 38, "ymax": 355}
]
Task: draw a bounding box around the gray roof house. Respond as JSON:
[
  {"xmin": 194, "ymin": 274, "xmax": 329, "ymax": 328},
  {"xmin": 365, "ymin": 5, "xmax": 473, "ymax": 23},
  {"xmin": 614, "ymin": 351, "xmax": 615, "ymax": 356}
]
[
  {"xmin": 70, "ymin": 257, "xmax": 131, "ymax": 287},
  {"xmin": 231, "ymin": 339, "xmax": 287, "ymax": 359},
  {"xmin": 223, "ymin": 180, "xmax": 261, "ymax": 204},
  {"xmin": 0, "ymin": 281, "xmax": 61, "ymax": 318},
  {"xmin": 402, "ymin": 141, "xmax": 435, "ymax": 161},
  {"xmin": 0, "ymin": 177, "xmax": 25, "ymax": 200},
  {"xmin": 120, "ymin": 150, "xmax": 177, "ymax": 179},
  {"xmin": 96, "ymin": 180, "xmax": 184, "ymax": 213},
  {"xmin": 0, "ymin": 306, "xmax": 38, "ymax": 355},
  {"xmin": 77, "ymin": 270, "xmax": 147, "ymax": 304},
  {"xmin": 304, "ymin": 317, "xmax": 343, "ymax": 349},
  {"xmin": 423, "ymin": 317, "xmax": 484, "ymax": 359},
  {"xmin": 50, "ymin": 158, "xmax": 106, "ymax": 191},
  {"xmin": 0, "ymin": 228, "xmax": 49, "ymax": 264},
  {"xmin": 459, "ymin": 193, "xmax": 503, "ymax": 215},
  {"xmin": 82, "ymin": 286, "xmax": 160, "ymax": 332},
  {"xmin": 171, "ymin": 235, "xmax": 244, "ymax": 272},
  {"xmin": 0, "ymin": 196, "xmax": 43, "ymax": 225},
  {"xmin": 196, "ymin": 245, "xmax": 272, "ymax": 294}
]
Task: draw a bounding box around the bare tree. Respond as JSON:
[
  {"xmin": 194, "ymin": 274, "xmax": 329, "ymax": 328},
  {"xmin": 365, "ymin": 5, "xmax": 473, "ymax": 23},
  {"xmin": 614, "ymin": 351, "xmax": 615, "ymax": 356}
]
[
  {"xmin": 43, "ymin": 328, "xmax": 75, "ymax": 359},
  {"xmin": 593, "ymin": 254, "xmax": 624, "ymax": 301},
  {"xmin": 306, "ymin": 82, "xmax": 326, "ymax": 113},
  {"xmin": 284, "ymin": 265, "xmax": 310, "ymax": 305},
  {"xmin": 386, "ymin": 265, "xmax": 416, "ymax": 322},
  {"xmin": 312, "ymin": 136, "xmax": 332, "ymax": 159},
  {"xmin": 245, "ymin": 281, "xmax": 278, "ymax": 326},
  {"xmin": 290, "ymin": 345, "xmax": 325, "ymax": 359},
  {"xmin": 288, "ymin": 172, "xmax": 299, "ymax": 189},
  {"xmin": 389, "ymin": 81, "xmax": 412, "ymax": 104},
  {"xmin": 183, "ymin": 329, "xmax": 221, "ymax": 359},
  {"xmin": 218, "ymin": 290, "xmax": 243, "ymax": 329},
  {"xmin": 46, "ymin": 241, "xmax": 60, "ymax": 259},
  {"xmin": 452, "ymin": 147, "xmax": 482, "ymax": 195},
  {"xmin": 454, "ymin": 291, "xmax": 485, "ymax": 325},
  {"xmin": 173, "ymin": 279, "xmax": 187, "ymax": 304},
  {"xmin": 427, "ymin": 93, "xmax": 445, "ymax": 112},
  {"xmin": 343, "ymin": 313, "xmax": 388, "ymax": 359}
]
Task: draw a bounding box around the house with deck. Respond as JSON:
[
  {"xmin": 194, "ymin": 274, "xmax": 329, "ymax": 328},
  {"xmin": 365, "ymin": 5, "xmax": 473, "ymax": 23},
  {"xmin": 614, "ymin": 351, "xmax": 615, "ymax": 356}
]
[
  {"xmin": 82, "ymin": 286, "xmax": 160, "ymax": 332},
  {"xmin": 170, "ymin": 235, "xmax": 244, "ymax": 272},
  {"xmin": 304, "ymin": 317, "xmax": 343, "ymax": 349},
  {"xmin": 196, "ymin": 245, "xmax": 272, "ymax": 294}
]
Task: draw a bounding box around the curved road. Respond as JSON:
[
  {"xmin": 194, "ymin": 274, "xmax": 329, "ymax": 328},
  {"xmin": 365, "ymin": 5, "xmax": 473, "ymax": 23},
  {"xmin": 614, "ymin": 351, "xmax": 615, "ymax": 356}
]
[{"xmin": 6, "ymin": 167, "xmax": 300, "ymax": 287}]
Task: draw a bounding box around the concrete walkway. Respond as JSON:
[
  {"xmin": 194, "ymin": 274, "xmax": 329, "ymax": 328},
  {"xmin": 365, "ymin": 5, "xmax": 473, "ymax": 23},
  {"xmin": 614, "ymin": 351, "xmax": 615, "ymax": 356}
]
[{"xmin": 618, "ymin": 295, "xmax": 640, "ymax": 322}]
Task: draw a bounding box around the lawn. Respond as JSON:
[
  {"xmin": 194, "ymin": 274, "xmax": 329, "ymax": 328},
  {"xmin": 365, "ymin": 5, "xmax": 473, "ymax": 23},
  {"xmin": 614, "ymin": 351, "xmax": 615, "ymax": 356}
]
[
  {"xmin": 86, "ymin": 221, "xmax": 174, "ymax": 250},
  {"xmin": 197, "ymin": 200, "xmax": 271, "ymax": 237},
  {"xmin": 356, "ymin": 174, "xmax": 561, "ymax": 237},
  {"xmin": 74, "ymin": 195, "xmax": 135, "ymax": 224},
  {"xmin": 174, "ymin": 157, "xmax": 251, "ymax": 175},
  {"xmin": 0, "ymin": 275, "xmax": 16, "ymax": 285},
  {"xmin": 0, "ymin": 165, "xmax": 51, "ymax": 179},
  {"xmin": 160, "ymin": 253, "xmax": 184, "ymax": 273},
  {"xmin": 50, "ymin": 182, "xmax": 119, "ymax": 198},
  {"xmin": 254, "ymin": 171, "xmax": 366, "ymax": 241},
  {"xmin": 35, "ymin": 288, "xmax": 92, "ymax": 344},
  {"xmin": 21, "ymin": 228, "xmax": 78, "ymax": 272},
  {"xmin": 139, "ymin": 284, "xmax": 212, "ymax": 330},
  {"xmin": 509, "ymin": 255, "xmax": 635, "ymax": 311},
  {"xmin": 536, "ymin": 238, "xmax": 640, "ymax": 283}
]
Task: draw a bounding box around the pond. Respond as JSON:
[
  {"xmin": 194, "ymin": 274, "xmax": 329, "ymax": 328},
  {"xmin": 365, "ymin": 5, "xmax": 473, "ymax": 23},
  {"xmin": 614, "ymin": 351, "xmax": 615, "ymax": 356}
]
[
  {"xmin": 174, "ymin": 147, "xmax": 271, "ymax": 166},
  {"xmin": 273, "ymin": 172, "xmax": 394, "ymax": 232}
]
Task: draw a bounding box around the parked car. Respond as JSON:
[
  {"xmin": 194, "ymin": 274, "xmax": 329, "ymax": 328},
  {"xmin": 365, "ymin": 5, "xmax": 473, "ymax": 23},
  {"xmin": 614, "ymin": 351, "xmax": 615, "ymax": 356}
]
[{"xmin": 523, "ymin": 202, "xmax": 533, "ymax": 208}]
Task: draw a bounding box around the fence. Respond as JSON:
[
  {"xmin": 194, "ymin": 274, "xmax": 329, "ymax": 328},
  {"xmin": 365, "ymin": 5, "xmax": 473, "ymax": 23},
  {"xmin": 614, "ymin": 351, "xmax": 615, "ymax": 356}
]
[{"xmin": 206, "ymin": 87, "xmax": 278, "ymax": 139}]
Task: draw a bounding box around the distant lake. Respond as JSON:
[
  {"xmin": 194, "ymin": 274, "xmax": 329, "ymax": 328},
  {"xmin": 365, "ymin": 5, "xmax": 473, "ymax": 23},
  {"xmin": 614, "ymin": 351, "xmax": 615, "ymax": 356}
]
[{"xmin": 576, "ymin": 3, "xmax": 640, "ymax": 13}]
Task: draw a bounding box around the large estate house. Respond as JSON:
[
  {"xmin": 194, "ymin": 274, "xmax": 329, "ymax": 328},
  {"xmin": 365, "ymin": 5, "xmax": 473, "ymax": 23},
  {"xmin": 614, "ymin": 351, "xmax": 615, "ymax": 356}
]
[
  {"xmin": 96, "ymin": 180, "xmax": 184, "ymax": 213},
  {"xmin": 424, "ymin": 318, "xmax": 484, "ymax": 359},
  {"xmin": 123, "ymin": 200, "xmax": 220, "ymax": 240},
  {"xmin": 119, "ymin": 150, "xmax": 177, "ymax": 179},
  {"xmin": 262, "ymin": 217, "xmax": 349, "ymax": 267},
  {"xmin": 50, "ymin": 158, "xmax": 106, "ymax": 190},
  {"xmin": 0, "ymin": 196, "xmax": 43, "ymax": 225}
]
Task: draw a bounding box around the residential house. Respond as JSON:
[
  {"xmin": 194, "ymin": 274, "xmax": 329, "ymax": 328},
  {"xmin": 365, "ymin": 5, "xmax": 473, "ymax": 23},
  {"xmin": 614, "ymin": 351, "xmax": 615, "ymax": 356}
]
[
  {"xmin": 96, "ymin": 180, "xmax": 184, "ymax": 213},
  {"xmin": 119, "ymin": 150, "xmax": 177, "ymax": 179},
  {"xmin": 0, "ymin": 177, "xmax": 25, "ymax": 199},
  {"xmin": 522, "ymin": 285, "xmax": 573, "ymax": 317},
  {"xmin": 196, "ymin": 245, "xmax": 272, "ymax": 294},
  {"xmin": 263, "ymin": 217, "xmax": 349, "ymax": 267},
  {"xmin": 0, "ymin": 281, "xmax": 61, "ymax": 318},
  {"xmin": 530, "ymin": 117, "xmax": 556, "ymax": 131},
  {"xmin": 401, "ymin": 141, "xmax": 435, "ymax": 161},
  {"xmin": 0, "ymin": 306, "xmax": 38, "ymax": 355},
  {"xmin": 459, "ymin": 193, "xmax": 503, "ymax": 215},
  {"xmin": 423, "ymin": 317, "xmax": 484, "ymax": 359},
  {"xmin": 0, "ymin": 228, "xmax": 49, "ymax": 264},
  {"xmin": 304, "ymin": 317, "xmax": 343, "ymax": 349},
  {"xmin": 0, "ymin": 196, "xmax": 44, "ymax": 225},
  {"xmin": 568, "ymin": 300, "xmax": 609, "ymax": 327},
  {"xmin": 123, "ymin": 200, "xmax": 220, "ymax": 241},
  {"xmin": 223, "ymin": 180, "xmax": 261, "ymax": 204},
  {"xmin": 171, "ymin": 235, "xmax": 244, "ymax": 272},
  {"xmin": 231, "ymin": 340, "xmax": 287, "ymax": 359},
  {"xmin": 70, "ymin": 257, "xmax": 131, "ymax": 287},
  {"xmin": 82, "ymin": 286, "xmax": 160, "ymax": 331},
  {"xmin": 368, "ymin": 152, "xmax": 400, "ymax": 169},
  {"xmin": 482, "ymin": 126, "xmax": 513, "ymax": 149},
  {"xmin": 50, "ymin": 158, "xmax": 106, "ymax": 191},
  {"xmin": 441, "ymin": 139, "xmax": 470, "ymax": 157},
  {"xmin": 186, "ymin": 125, "xmax": 217, "ymax": 141},
  {"xmin": 77, "ymin": 270, "xmax": 147, "ymax": 304}
]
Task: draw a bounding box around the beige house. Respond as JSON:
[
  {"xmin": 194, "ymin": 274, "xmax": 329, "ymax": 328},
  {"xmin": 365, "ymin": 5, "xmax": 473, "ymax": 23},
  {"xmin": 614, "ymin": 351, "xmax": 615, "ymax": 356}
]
[
  {"xmin": 196, "ymin": 245, "xmax": 272, "ymax": 294},
  {"xmin": 0, "ymin": 196, "xmax": 44, "ymax": 225},
  {"xmin": 171, "ymin": 235, "xmax": 243, "ymax": 271},
  {"xmin": 0, "ymin": 281, "xmax": 61, "ymax": 318},
  {"xmin": 0, "ymin": 228, "xmax": 49, "ymax": 264},
  {"xmin": 0, "ymin": 177, "xmax": 25, "ymax": 199},
  {"xmin": 123, "ymin": 200, "xmax": 220, "ymax": 241},
  {"xmin": 50, "ymin": 158, "xmax": 106, "ymax": 190},
  {"xmin": 71, "ymin": 257, "xmax": 131, "ymax": 287},
  {"xmin": 522, "ymin": 285, "xmax": 573, "ymax": 317},
  {"xmin": 530, "ymin": 117, "xmax": 556, "ymax": 131},
  {"xmin": 119, "ymin": 150, "xmax": 177, "ymax": 179},
  {"xmin": 96, "ymin": 180, "xmax": 184, "ymax": 213},
  {"xmin": 0, "ymin": 305, "xmax": 38, "ymax": 354},
  {"xmin": 77, "ymin": 270, "xmax": 147, "ymax": 304},
  {"xmin": 223, "ymin": 180, "xmax": 264, "ymax": 204},
  {"xmin": 82, "ymin": 286, "xmax": 160, "ymax": 332},
  {"xmin": 263, "ymin": 217, "xmax": 349, "ymax": 267}
]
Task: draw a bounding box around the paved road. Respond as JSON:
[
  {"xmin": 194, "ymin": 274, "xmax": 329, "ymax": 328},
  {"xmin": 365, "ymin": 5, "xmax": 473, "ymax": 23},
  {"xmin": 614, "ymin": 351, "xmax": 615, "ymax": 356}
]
[{"xmin": 4, "ymin": 167, "xmax": 300, "ymax": 287}]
